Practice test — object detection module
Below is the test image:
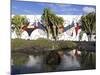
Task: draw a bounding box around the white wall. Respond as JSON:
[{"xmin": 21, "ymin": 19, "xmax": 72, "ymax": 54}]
[{"xmin": 12, "ymin": 15, "xmax": 82, "ymax": 26}]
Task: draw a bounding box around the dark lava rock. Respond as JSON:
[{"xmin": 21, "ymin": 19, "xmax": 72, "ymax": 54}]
[{"xmin": 45, "ymin": 51, "xmax": 61, "ymax": 65}]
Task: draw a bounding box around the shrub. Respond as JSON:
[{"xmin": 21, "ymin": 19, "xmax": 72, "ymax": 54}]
[{"xmin": 11, "ymin": 38, "xmax": 77, "ymax": 51}]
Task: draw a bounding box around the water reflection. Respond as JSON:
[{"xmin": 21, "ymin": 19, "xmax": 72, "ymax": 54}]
[
  {"xmin": 11, "ymin": 59, "xmax": 14, "ymax": 66},
  {"xmin": 57, "ymin": 54, "xmax": 80, "ymax": 70},
  {"xmin": 12, "ymin": 49, "xmax": 95, "ymax": 74},
  {"xmin": 25, "ymin": 55, "xmax": 42, "ymax": 68}
]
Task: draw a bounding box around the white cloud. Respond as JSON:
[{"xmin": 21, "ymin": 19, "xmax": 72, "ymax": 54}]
[{"xmin": 83, "ymin": 7, "xmax": 96, "ymax": 13}]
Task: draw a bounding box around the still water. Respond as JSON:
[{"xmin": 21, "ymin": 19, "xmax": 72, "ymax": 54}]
[{"xmin": 11, "ymin": 49, "xmax": 95, "ymax": 74}]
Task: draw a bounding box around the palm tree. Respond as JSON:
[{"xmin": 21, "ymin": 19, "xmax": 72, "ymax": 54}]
[
  {"xmin": 11, "ymin": 15, "xmax": 29, "ymax": 38},
  {"xmin": 50, "ymin": 15, "xmax": 64, "ymax": 41},
  {"xmin": 49, "ymin": 14, "xmax": 58, "ymax": 40},
  {"xmin": 57, "ymin": 16, "xmax": 64, "ymax": 33},
  {"xmin": 41, "ymin": 8, "xmax": 53, "ymax": 39},
  {"xmin": 80, "ymin": 12, "xmax": 96, "ymax": 41},
  {"xmin": 41, "ymin": 8, "xmax": 64, "ymax": 41}
]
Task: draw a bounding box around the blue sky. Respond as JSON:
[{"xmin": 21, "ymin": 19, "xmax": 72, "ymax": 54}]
[{"xmin": 12, "ymin": 0, "xmax": 96, "ymax": 15}]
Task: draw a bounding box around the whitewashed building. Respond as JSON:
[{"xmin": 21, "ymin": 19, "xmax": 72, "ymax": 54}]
[
  {"xmin": 11, "ymin": 31, "xmax": 17, "ymax": 39},
  {"xmin": 11, "ymin": 15, "xmax": 95, "ymax": 41},
  {"xmin": 21, "ymin": 31, "xmax": 30, "ymax": 40},
  {"xmin": 30, "ymin": 29, "xmax": 47, "ymax": 40}
]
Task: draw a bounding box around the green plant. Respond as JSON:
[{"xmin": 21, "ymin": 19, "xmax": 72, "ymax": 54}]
[
  {"xmin": 41, "ymin": 8, "xmax": 64, "ymax": 41},
  {"xmin": 80, "ymin": 12, "xmax": 96, "ymax": 41},
  {"xmin": 11, "ymin": 15, "xmax": 29, "ymax": 38}
]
